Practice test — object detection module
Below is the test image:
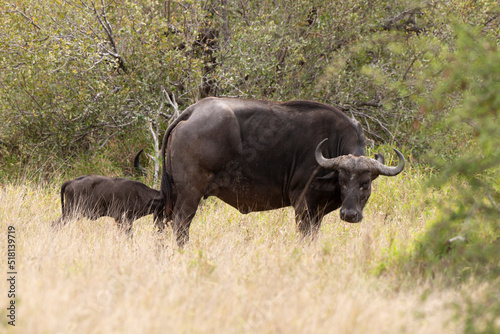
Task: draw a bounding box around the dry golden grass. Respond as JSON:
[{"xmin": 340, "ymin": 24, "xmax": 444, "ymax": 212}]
[{"xmin": 0, "ymin": 173, "xmax": 476, "ymax": 333}]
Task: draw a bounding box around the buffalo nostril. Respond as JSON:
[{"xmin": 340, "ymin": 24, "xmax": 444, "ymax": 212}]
[{"xmin": 340, "ymin": 208, "xmax": 362, "ymax": 223}]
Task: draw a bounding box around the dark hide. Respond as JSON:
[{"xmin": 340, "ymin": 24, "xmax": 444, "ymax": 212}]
[
  {"xmin": 160, "ymin": 97, "xmax": 404, "ymax": 246},
  {"xmin": 134, "ymin": 149, "xmax": 148, "ymax": 177},
  {"xmin": 51, "ymin": 175, "xmax": 166, "ymax": 234}
]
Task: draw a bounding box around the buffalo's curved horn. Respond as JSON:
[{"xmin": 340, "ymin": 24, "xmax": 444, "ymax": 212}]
[
  {"xmin": 315, "ymin": 138, "xmax": 343, "ymax": 170},
  {"xmin": 373, "ymin": 149, "xmax": 405, "ymax": 176}
]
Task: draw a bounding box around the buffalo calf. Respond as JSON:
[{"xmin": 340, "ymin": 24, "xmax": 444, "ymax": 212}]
[{"xmin": 51, "ymin": 175, "xmax": 165, "ymax": 234}]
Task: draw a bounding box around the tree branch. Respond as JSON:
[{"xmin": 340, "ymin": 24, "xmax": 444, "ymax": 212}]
[
  {"xmin": 339, "ymin": 103, "xmax": 397, "ymax": 144},
  {"xmin": 162, "ymin": 88, "xmax": 180, "ymax": 119},
  {"xmin": 147, "ymin": 122, "xmax": 160, "ymax": 185},
  {"xmin": 487, "ymin": 193, "xmax": 500, "ymax": 213},
  {"xmin": 90, "ymin": 0, "xmax": 127, "ymax": 72},
  {"xmin": 10, "ymin": 6, "xmax": 42, "ymax": 30},
  {"xmin": 381, "ymin": 7, "xmax": 426, "ymax": 34},
  {"xmin": 403, "ymin": 55, "xmax": 418, "ymax": 80}
]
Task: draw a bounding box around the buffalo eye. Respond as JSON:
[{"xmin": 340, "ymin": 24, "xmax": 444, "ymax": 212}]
[
  {"xmin": 339, "ymin": 178, "xmax": 346, "ymax": 188},
  {"xmin": 360, "ymin": 181, "xmax": 370, "ymax": 190}
]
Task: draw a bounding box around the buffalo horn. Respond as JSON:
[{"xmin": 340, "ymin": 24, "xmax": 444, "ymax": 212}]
[
  {"xmin": 373, "ymin": 149, "xmax": 405, "ymax": 176},
  {"xmin": 314, "ymin": 138, "xmax": 343, "ymax": 170},
  {"xmin": 315, "ymin": 138, "xmax": 405, "ymax": 177}
]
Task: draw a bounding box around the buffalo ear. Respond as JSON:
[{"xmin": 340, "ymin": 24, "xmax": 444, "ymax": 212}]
[
  {"xmin": 371, "ymin": 153, "xmax": 385, "ymax": 180},
  {"xmin": 374, "ymin": 153, "xmax": 385, "ymax": 164},
  {"xmin": 310, "ymin": 172, "xmax": 339, "ymax": 192}
]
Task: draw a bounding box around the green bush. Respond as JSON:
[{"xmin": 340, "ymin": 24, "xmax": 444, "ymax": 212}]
[
  {"xmin": 410, "ymin": 25, "xmax": 500, "ymax": 280},
  {"xmin": 385, "ymin": 24, "xmax": 500, "ymax": 333}
]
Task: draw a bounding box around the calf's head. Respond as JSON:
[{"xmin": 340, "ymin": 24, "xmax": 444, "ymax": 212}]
[{"xmin": 315, "ymin": 138, "xmax": 405, "ymax": 223}]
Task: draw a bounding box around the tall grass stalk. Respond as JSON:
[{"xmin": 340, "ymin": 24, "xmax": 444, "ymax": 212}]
[{"xmin": 0, "ymin": 169, "xmax": 486, "ymax": 333}]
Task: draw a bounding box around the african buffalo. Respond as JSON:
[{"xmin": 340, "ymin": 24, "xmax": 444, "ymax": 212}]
[
  {"xmin": 160, "ymin": 97, "xmax": 404, "ymax": 246},
  {"xmin": 51, "ymin": 175, "xmax": 166, "ymax": 234}
]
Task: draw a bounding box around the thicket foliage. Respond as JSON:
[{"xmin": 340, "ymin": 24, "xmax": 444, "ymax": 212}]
[
  {"xmin": 387, "ymin": 24, "xmax": 499, "ymax": 333},
  {"xmin": 408, "ymin": 25, "xmax": 500, "ymax": 276},
  {"xmin": 1, "ymin": 0, "xmax": 499, "ymax": 176},
  {"xmin": 0, "ymin": 0, "xmax": 202, "ymax": 175}
]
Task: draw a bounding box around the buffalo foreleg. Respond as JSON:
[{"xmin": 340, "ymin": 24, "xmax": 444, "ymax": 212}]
[
  {"xmin": 294, "ymin": 206, "xmax": 324, "ymax": 239},
  {"xmin": 115, "ymin": 217, "xmax": 134, "ymax": 238}
]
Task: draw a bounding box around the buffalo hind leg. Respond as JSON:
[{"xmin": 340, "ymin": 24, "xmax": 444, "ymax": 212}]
[
  {"xmin": 50, "ymin": 217, "xmax": 66, "ymax": 230},
  {"xmin": 153, "ymin": 212, "xmax": 168, "ymax": 233},
  {"xmin": 171, "ymin": 191, "xmax": 202, "ymax": 248},
  {"xmin": 50, "ymin": 211, "xmax": 75, "ymax": 230}
]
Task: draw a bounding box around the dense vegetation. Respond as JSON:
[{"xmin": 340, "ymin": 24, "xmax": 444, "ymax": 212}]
[
  {"xmin": 1, "ymin": 1, "xmax": 499, "ymax": 332},
  {"xmin": 1, "ymin": 0, "xmax": 498, "ymax": 171}
]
